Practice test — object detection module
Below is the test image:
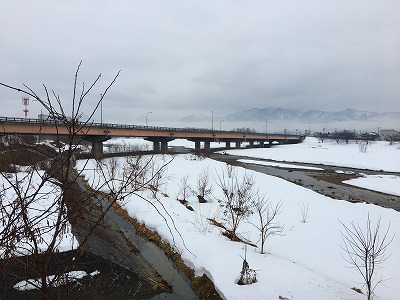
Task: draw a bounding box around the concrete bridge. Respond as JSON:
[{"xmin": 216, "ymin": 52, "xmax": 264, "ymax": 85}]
[{"xmin": 0, "ymin": 116, "xmax": 305, "ymax": 159}]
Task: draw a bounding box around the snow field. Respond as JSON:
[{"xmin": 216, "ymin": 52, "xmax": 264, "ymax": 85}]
[
  {"xmin": 77, "ymin": 151, "xmax": 400, "ymax": 300},
  {"xmin": 222, "ymin": 137, "xmax": 400, "ymax": 172}
]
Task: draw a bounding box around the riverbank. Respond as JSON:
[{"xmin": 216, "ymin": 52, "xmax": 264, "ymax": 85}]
[{"xmin": 66, "ymin": 168, "xmax": 219, "ymax": 299}]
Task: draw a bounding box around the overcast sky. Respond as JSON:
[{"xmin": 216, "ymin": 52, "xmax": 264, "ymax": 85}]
[{"xmin": 1, "ymin": 1, "xmax": 399, "ymax": 125}]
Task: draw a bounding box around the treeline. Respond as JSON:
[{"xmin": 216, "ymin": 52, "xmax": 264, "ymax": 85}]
[
  {"xmin": 231, "ymin": 127, "xmax": 257, "ymax": 133},
  {"xmin": 315, "ymin": 129, "xmax": 380, "ymax": 144}
]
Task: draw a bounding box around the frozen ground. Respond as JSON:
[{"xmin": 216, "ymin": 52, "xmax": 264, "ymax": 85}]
[{"xmin": 76, "ymin": 136, "xmax": 400, "ymax": 300}]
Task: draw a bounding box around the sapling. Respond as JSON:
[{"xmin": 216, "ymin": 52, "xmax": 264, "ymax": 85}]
[
  {"xmin": 340, "ymin": 214, "xmax": 395, "ymax": 300},
  {"xmin": 250, "ymin": 194, "xmax": 284, "ymax": 254}
]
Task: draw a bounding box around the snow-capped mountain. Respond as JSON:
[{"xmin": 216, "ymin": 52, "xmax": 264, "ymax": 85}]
[
  {"xmin": 179, "ymin": 107, "xmax": 400, "ymax": 124},
  {"xmin": 224, "ymin": 107, "xmax": 300, "ymax": 121},
  {"xmin": 222, "ymin": 108, "xmax": 399, "ymax": 123},
  {"xmin": 179, "ymin": 114, "xmax": 211, "ymax": 123}
]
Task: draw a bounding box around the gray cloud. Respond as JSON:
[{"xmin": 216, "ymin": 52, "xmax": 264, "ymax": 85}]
[{"xmin": 1, "ymin": 0, "xmax": 399, "ymax": 124}]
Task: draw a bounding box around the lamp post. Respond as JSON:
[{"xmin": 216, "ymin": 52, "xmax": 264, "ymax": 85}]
[
  {"xmin": 32, "ymin": 99, "xmax": 42, "ymax": 142},
  {"xmin": 100, "ymin": 94, "xmax": 103, "ymax": 125},
  {"xmin": 220, "ymin": 120, "xmax": 224, "ymax": 131},
  {"xmin": 146, "ymin": 111, "xmax": 152, "ymax": 126},
  {"xmin": 211, "ymin": 110, "xmax": 214, "ymax": 132}
]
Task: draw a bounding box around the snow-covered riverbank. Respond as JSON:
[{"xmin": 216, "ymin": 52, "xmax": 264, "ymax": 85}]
[{"xmin": 77, "ymin": 137, "xmax": 400, "ymax": 299}]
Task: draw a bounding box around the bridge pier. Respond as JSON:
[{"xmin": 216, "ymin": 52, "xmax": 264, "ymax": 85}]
[
  {"xmin": 204, "ymin": 141, "xmax": 211, "ymax": 152},
  {"xmin": 225, "ymin": 141, "xmax": 230, "ymax": 148},
  {"xmin": 146, "ymin": 138, "xmax": 173, "ymax": 153},
  {"xmin": 249, "ymin": 141, "xmax": 254, "ymax": 147},
  {"xmin": 92, "ymin": 142, "xmax": 104, "ymax": 160},
  {"xmin": 161, "ymin": 141, "xmax": 168, "ymax": 153},
  {"xmin": 84, "ymin": 135, "xmax": 111, "ymax": 160},
  {"xmin": 153, "ymin": 141, "xmax": 160, "ymax": 152},
  {"xmin": 193, "ymin": 140, "xmax": 213, "ymax": 152},
  {"xmin": 235, "ymin": 141, "xmax": 241, "ymax": 148}
]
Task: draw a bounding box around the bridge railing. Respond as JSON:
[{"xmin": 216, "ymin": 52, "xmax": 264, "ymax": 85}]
[{"xmin": 0, "ymin": 116, "xmax": 304, "ymax": 138}]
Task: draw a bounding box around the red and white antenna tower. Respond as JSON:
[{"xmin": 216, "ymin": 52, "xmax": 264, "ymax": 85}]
[{"xmin": 22, "ymin": 97, "xmax": 29, "ymax": 118}]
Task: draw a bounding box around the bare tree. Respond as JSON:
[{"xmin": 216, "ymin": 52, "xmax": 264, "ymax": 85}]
[
  {"xmin": 316, "ymin": 132, "xmax": 329, "ymax": 143},
  {"xmin": 334, "ymin": 130, "xmax": 356, "ymax": 144},
  {"xmin": 340, "ymin": 215, "xmax": 395, "ymax": 300},
  {"xmin": 147, "ymin": 156, "xmax": 172, "ymax": 199},
  {"xmin": 177, "ymin": 174, "xmax": 191, "ymax": 201},
  {"xmin": 298, "ymin": 202, "xmax": 310, "ymax": 223},
  {"xmin": 94, "ymin": 154, "xmax": 172, "ymax": 200},
  {"xmin": 0, "ymin": 63, "xmax": 174, "ymax": 299},
  {"xmin": 0, "ymin": 62, "xmax": 121, "ymax": 298},
  {"xmin": 358, "ymin": 132, "xmax": 378, "ymax": 145},
  {"xmin": 192, "ymin": 167, "xmax": 213, "ymax": 203},
  {"xmin": 358, "ymin": 141, "xmax": 368, "ymax": 153},
  {"xmin": 385, "ymin": 133, "xmax": 400, "ymax": 145},
  {"xmin": 215, "ymin": 165, "xmax": 255, "ymax": 240},
  {"xmin": 188, "ymin": 204, "xmax": 219, "ymax": 234},
  {"xmin": 249, "ymin": 194, "xmax": 284, "ymax": 254}
]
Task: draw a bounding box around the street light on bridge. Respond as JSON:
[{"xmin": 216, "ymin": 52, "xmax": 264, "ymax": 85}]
[
  {"xmin": 146, "ymin": 111, "xmax": 152, "ymax": 126},
  {"xmin": 211, "ymin": 110, "xmax": 214, "ymax": 132},
  {"xmin": 100, "ymin": 93, "xmax": 104, "ymax": 125},
  {"xmin": 265, "ymin": 118, "xmax": 268, "ymax": 134}
]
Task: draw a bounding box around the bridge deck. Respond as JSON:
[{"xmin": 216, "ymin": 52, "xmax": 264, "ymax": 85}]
[{"xmin": 0, "ymin": 117, "xmax": 303, "ymax": 142}]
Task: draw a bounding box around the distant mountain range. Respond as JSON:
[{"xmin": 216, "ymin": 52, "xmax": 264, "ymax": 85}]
[{"xmin": 180, "ymin": 108, "xmax": 400, "ymax": 123}]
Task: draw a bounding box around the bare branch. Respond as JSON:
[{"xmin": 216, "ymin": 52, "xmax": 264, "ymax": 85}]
[{"xmin": 340, "ymin": 214, "xmax": 395, "ymax": 300}]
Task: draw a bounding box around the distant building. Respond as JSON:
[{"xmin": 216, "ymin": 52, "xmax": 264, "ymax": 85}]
[
  {"xmin": 379, "ymin": 129, "xmax": 399, "ymax": 140},
  {"xmin": 38, "ymin": 113, "xmax": 72, "ymax": 122}
]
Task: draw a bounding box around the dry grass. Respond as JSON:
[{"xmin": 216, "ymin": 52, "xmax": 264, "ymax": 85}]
[
  {"xmin": 0, "ymin": 143, "xmax": 56, "ymax": 172},
  {"xmin": 308, "ymin": 169, "xmax": 361, "ymax": 185}
]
